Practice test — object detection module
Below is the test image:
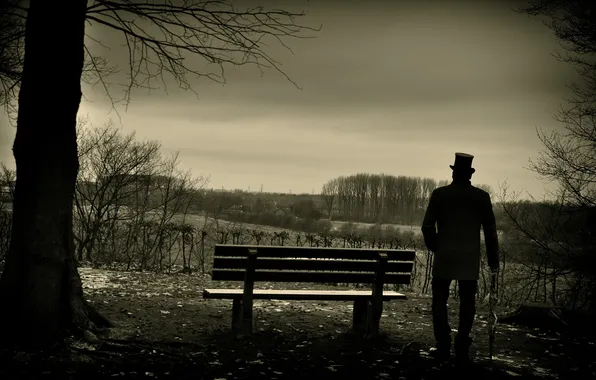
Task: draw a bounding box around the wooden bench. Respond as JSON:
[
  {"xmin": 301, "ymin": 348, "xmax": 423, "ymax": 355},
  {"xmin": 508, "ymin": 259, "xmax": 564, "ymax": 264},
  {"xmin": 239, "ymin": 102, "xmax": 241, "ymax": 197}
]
[{"xmin": 203, "ymin": 244, "xmax": 415, "ymax": 339}]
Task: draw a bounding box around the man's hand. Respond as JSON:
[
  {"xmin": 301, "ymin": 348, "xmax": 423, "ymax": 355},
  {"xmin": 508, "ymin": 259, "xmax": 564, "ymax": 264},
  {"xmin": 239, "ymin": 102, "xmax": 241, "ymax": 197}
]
[
  {"xmin": 427, "ymin": 238, "xmax": 438, "ymax": 253},
  {"xmin": 421, "ymin": 190, "xmax": 439, "ymax": 254}
]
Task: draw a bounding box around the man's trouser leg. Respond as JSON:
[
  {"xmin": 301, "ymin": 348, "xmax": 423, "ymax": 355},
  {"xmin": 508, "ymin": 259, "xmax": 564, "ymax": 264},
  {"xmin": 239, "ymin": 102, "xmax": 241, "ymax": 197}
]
[
  {"xmin": 455, "ymin": 279, "xmax": 477, "ymax": 360},
  {"xmin": 431, "ymin": 277, "xmax": 452, "ymax": 356}
]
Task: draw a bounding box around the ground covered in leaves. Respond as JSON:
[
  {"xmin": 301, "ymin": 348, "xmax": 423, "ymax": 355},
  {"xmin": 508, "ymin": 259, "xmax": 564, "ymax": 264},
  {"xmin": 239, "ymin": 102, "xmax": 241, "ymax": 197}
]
[{"xmin": 2, "ymin": 267, "xmax": 595, "ymax": 379}]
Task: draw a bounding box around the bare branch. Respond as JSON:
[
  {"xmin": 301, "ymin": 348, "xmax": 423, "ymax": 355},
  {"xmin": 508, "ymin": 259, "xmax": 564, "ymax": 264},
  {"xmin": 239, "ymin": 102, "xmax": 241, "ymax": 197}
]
[
  {"xmin": 85, "ymin": 0, "xmax": 320, "ymax": 106},
  {"xmin": 4, "ymin": 1, "xmax": 315, "ymax": 122}
]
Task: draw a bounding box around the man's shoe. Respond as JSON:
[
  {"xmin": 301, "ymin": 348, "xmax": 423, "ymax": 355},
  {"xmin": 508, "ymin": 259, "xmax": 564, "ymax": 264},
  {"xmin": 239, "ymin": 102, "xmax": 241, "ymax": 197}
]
[
  {"xmin": 454, "ymin": 335, "xmax": 472, "ymax": 363},
  {"xmin": 429, "ymin": 346, "xmax": 450, "ymax": 362},
  {"xmin": 455, "ymin": 351, "xmax": 471, "ymax": 365}
]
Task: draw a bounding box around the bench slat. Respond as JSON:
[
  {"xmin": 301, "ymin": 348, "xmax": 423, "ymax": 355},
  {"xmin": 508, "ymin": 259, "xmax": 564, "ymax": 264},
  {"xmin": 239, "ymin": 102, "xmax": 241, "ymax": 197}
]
[
  {"xmin": 203, "ymin": 288, "xmax": 407, "ymax": 301},
  {"xmin": 212, "ymin": 269, "xmax": 412, "ymax": 284},
  {"xmin": 213, "ymin": 257, "xmax": 414, "ymax": 273},
  {"xmin": 214, "ymin": 244, "xmax": 416, "ymax": 261}
]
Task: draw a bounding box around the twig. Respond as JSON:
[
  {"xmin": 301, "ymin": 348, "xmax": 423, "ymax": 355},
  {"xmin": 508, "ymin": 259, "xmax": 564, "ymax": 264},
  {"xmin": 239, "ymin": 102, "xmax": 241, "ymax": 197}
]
[
  {"xmin": 70, "ymin": 345, "xmax": 119, "ymax": 358},
  {"xmin": 398, "ymin": 341, "xmax": 413, "ymax": 355},
  {"xmin": 100, "ymin": 340, "xmax": 190, "ymax": 359},
  {"xmin": 287, "ymin": 324, "xmax": 303, "ymax": 333}
]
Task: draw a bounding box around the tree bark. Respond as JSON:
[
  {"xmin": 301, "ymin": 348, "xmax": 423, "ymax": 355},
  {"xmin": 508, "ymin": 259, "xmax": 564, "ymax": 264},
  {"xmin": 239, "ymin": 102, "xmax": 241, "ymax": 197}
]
[{"xmin": 0, "ymin": 0, "xmax": 110, "ymax": 349}]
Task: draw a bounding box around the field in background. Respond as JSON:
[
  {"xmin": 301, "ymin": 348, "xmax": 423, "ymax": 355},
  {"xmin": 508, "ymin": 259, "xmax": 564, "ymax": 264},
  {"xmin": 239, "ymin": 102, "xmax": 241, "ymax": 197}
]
[
  {"xmin": 170, "ymin": 213, "xmax": 297, "ymax": 235},
  {"xmin": 171, "ymin": 212, "xmax": 422, "ymax": 236},
  {"xmin": 329, "ymin": 220, "xmax": 422, "ymax": 235}
]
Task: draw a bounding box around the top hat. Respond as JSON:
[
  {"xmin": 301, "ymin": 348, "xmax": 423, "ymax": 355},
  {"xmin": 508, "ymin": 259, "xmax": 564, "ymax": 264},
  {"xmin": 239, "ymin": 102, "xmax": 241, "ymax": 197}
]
[{"xmin": 450, "ymin": 152, "xmax": 475, "ymax": 173}]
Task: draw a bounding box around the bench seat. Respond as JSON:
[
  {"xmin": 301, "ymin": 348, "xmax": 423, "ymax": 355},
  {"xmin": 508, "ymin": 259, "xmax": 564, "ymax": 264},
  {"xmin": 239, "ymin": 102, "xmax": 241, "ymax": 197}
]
[{"xmin": 203, "ymin": 288, "xmax": 407, "ymax": 301}]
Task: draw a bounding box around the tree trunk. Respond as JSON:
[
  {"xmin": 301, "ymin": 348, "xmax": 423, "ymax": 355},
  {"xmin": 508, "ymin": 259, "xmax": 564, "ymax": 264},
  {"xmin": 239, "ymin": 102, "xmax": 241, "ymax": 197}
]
[{"xmin": 0, "ymin": 0, "xmax": 110, "ymax": 349}]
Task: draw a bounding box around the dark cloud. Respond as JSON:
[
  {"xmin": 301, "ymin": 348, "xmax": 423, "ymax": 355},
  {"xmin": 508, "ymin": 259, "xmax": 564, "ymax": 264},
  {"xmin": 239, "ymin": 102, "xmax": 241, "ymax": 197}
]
[{"xmin": 0, "ymin": 0, "xmax": 573, "ymax": 196}]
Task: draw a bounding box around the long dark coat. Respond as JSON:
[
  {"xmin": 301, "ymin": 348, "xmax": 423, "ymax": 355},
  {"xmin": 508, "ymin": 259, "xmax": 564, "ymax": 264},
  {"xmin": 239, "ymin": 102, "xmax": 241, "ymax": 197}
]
[{"xmin": 421, "ymin": 181, "xmax": 499, "ymax": 280}]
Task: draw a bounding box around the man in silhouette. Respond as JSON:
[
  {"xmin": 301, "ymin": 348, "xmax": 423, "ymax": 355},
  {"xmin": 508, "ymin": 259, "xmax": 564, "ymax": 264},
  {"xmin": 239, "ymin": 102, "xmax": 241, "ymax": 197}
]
[{"xmin": 421, "ymin": 152, "xmax": 499, "ymax": 363}]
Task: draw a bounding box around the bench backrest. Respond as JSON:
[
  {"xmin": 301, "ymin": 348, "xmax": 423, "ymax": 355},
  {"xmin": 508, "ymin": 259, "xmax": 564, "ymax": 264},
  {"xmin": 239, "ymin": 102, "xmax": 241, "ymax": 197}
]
[{"xmin": 211, "ymin": 244, "xmax": 416, "ymax": 285}]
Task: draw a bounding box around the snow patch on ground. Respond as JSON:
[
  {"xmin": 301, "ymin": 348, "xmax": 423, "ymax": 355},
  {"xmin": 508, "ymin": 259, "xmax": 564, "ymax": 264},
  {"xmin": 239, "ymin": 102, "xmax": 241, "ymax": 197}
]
[{"xmin": 80, "ymin": 267, "xmax": 122, "ymax": 290}]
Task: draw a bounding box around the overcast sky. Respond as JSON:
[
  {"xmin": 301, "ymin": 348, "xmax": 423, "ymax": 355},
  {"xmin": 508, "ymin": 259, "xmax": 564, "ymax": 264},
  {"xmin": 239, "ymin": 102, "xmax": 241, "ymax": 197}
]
[{"xmin": 0, "ymin": 0, "xmax": 579, "ymax": 198}]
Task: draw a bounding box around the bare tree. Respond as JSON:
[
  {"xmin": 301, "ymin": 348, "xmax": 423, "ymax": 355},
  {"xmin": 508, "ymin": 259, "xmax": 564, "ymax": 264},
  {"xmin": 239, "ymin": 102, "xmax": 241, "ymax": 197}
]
[
  {"xmin": 74, "ymin": 120, "xmax": 207, "ymax": 271},
  {"xmin": 321, "ymin": 178, "xmax": 338, "ymax": 220},
  {"xmin": 74, "ymin": 119, "xmax": 163, "ymax": 263},
  {"xmin": 0, "ymin": 0, "xmax": 25, "ymax": 117},
  {"xmin": 516, "ymin": 1, "xmax": 595, "ymax": 208},
  {"xmin": 0, "ymin": 163, "xmax": 16, "ymax": 203},
  {"xmin": 145, "ymin": 152, "xmax": 207, "ymax": 271},
  {"xmin": 514, "ymin": 1, "xmax": 596, "ymax": 314},
  {"xmin": 0, "ymin": 0, "xmax": 318, "ymax": 349},
  {"xmin": 0, "ymin": 163, "xmax": 15, "ymax": 261}
]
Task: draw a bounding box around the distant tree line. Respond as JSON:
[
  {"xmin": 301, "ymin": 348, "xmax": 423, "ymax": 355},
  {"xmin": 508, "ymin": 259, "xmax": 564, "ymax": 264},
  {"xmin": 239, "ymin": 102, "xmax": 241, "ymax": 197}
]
[
  {"xmin": 189, "ymin": 180, "xmax": 498, "ymax": 232},
  {"xmin": 321, "ymin": 174, "xmax": 494, "ymax": 224}
]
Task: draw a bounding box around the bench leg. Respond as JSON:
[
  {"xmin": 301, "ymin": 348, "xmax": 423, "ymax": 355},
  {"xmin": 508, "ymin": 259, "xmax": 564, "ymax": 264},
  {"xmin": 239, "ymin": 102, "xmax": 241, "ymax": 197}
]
[
  {"xmin": 365, "ymin": 299, "xmax": 383, "ymax": 339},
  {"xmin": 231, "ymin": 298, "xmax": 254, "ymax": 339},
  {"xmin": 232, "ymin": 298, "xmax": 243, "ymax": 338},
  {"xmin": 352, "ymin": 299, "xmax": 368, "ymax": 334}
]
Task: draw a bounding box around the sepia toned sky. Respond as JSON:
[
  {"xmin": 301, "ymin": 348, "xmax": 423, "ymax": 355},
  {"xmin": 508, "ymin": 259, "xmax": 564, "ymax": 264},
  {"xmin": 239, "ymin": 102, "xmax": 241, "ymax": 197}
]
[{"xmin": 0, "ymin": 0, "xmax": 579, "ymax": 198}]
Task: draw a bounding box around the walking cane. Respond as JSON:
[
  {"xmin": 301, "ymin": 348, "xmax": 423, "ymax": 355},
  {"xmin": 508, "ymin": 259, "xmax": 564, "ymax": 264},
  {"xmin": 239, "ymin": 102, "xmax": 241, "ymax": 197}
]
[{"xmin": 488, "ymin": 271, "xmax": 498, "ymax": 360}]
